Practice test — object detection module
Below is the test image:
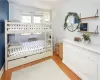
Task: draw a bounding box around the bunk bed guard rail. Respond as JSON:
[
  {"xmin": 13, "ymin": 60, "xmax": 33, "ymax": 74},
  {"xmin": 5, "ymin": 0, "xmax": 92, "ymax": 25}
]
[{"xmin": 5, "ymin": 20, "xmax": 51, "ymax": 33}]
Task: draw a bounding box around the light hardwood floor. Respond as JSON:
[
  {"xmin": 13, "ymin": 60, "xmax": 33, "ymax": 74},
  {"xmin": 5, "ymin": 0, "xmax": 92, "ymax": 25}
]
[{"xmin": 1, "ymin": 54, "xmax": 81, "ymax": 80}]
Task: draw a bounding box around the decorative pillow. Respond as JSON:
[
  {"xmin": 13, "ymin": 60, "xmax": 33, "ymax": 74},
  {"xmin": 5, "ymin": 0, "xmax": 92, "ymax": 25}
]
[{"xmin": 28, "ymin": 38, "xmax": 38, "ymax": 42}]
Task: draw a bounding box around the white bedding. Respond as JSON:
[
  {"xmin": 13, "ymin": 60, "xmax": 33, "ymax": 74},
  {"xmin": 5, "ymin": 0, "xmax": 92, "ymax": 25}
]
[{"xmin": 8, "ymin": 40, "xmax": 51, "ymax": 60}]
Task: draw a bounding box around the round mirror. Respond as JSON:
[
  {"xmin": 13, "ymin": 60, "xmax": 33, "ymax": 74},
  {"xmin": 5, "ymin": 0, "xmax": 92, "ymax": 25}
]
[{"xmin": 64, "ymin": 12, "xmax": 81, "ymax": 32}]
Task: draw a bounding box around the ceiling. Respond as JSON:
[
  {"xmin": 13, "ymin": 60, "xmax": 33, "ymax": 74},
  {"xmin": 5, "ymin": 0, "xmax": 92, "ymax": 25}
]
[
  {"xmin": 8, "ymin": 0, "xmax": 62, "ymax": 9},
  {"xmin": 8, "ymin": 0, "xmax": 100, "ymax": 10}
]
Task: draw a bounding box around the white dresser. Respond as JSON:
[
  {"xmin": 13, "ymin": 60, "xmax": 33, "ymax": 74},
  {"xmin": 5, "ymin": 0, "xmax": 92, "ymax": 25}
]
[{"xmin": 63, "ymin": 39, "xmax": 100, "ymax": 80}]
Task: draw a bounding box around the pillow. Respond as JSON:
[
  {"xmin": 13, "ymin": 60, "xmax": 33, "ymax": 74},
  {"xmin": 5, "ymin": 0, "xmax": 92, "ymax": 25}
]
[
  {"xmin": 8, "ymin": 20, "xmax": 20, "ymax": 22},
  {"xmin": 8, "ymin": 41, "xmax": 21, "ymax": 46},
  {"xmin": 28, "ymin": 38, "xmax": 38, "ymax": 42}
]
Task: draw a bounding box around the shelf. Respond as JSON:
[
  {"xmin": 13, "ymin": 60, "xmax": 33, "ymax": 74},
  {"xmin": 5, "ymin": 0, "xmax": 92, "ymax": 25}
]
[
  {"xmin": 81, "ymin": 16, "xmax": 99, "ymax": 20},
  {"xmin": 78, "ymin": 31, "xmax": 99, "ymax": 34}
]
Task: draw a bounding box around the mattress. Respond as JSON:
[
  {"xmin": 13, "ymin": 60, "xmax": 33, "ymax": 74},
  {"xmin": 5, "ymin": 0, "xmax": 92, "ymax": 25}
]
[{"xmin": 8, "ymin": 40, "xmax": 51, "ymax": 60}]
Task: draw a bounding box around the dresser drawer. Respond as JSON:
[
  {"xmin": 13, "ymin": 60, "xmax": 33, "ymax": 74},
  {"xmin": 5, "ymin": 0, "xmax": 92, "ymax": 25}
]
[
  {"xmin": 24, "ymin": 53, "xmax": 44, "ymax": 64},
  {"xmin": 63, "ymin": 41, "xmax": 98, "ymax": 80},
  {"xmin": 77, "ymin": 56, "xmax": 98, "ymax": 80},
  {"xmin": 76, "ymin": 46, "xmax": 98, "ymax": 63},
  {"xmin": 8, "ymin": 51, "xmax": 52, "ymax": 69},
  {"xmin": 24, "ymin": 51, "xmax": 52, "ymax": 64},
  {"xmin": 8, "ymin": 53, "xmax": 42, "ymax": 69},
  {"xmin": 65, "ymin": 42, "xmax": 99, "ymax": 63}
]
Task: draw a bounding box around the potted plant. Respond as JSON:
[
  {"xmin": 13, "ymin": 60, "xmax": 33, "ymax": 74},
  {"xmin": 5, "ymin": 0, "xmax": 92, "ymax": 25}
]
[{"xmin": 82, "ymin": 33, "xmax": 91, "ymax": 43}]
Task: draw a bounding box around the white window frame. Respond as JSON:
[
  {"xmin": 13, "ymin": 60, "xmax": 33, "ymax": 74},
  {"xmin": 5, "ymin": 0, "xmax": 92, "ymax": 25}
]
[
  {"xmin": 20, "ymin": 12, "xmax": 51, "ymax": 23},
  {"xmin": 33, "ymin": 15, "xmax": 43, "ymax": 24},
  {"xmin": 20, "ymin": 13, "xmax": 33, "ymax": 23}
]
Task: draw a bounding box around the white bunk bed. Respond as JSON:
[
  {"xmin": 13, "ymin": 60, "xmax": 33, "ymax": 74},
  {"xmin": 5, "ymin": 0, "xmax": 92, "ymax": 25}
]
[{"xmin": 5, "ymin": 20, "xmax": 53, "ymax": 70}]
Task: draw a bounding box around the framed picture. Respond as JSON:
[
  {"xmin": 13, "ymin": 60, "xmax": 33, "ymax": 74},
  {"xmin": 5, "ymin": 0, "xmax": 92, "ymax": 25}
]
[{"xmin": 80, "ymin": 23, "xmax": 88, "ymax": 31}]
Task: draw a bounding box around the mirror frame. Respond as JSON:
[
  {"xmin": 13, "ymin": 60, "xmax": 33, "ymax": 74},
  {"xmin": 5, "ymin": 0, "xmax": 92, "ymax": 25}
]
[{"xmin": 64, "ymin": 12, "xmax": 81, "ymax": 32}]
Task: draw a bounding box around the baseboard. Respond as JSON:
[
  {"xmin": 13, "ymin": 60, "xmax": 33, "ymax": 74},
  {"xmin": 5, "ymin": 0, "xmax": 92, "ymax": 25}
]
[{"xmin": 0, "ymin": 65, "xmax": 4, "ymax": 80}]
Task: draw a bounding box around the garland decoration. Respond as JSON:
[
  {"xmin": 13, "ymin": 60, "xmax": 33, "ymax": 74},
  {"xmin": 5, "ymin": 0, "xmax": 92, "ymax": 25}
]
[{"xmin": 64, "ymin": 12, "xmax": 81, "ymax": 32}]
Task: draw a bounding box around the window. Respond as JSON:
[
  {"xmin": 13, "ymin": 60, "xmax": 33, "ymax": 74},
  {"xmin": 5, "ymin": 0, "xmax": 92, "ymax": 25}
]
[
  {"xmin": 21, "ymin": 15, "xmax": 31, "ymax": 23},
  {"xmin": 43, "ymin": 12, "xmax": 50, "ymax": 23},
  {"xmin": 33, "ymin": 16, "xmax": 42, "ymax": 23},
  {"xmin": 20, "ymin": 12, "xmax": 50, "ymax": 23}
]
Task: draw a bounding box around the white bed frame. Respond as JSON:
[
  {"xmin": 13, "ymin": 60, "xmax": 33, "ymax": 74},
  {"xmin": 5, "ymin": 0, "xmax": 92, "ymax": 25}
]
[{"xmin": 5, "ymin": 20, "xmax": 53, "ymax": 70}]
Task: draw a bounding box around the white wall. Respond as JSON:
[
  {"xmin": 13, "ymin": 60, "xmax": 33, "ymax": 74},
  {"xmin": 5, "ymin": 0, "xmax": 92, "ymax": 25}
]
[
  {"xmin": 9, "ymin": 3, "xmax": 50, "ymax": 21},
  {"xmin": 52, "ymin": 0, "xmax": 100, "ymax": 45}
]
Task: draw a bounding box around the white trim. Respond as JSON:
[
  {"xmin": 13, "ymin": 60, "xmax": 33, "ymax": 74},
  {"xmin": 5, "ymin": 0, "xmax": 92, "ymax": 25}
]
[{"xmin": 0, "ymin": 65, "xmax": 4, "ymax": 79}]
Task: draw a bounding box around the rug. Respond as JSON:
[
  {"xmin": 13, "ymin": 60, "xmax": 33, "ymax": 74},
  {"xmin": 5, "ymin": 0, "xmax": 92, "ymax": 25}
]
[{"xmin": 11, "ymin": 59, "xmax": 70, "ymax": 80}]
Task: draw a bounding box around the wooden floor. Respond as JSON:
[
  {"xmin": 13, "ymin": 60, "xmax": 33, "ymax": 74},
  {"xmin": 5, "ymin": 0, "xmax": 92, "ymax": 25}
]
[{"xmin": 1, "ymin": 54, "xmax": 81, "ymax": 80}]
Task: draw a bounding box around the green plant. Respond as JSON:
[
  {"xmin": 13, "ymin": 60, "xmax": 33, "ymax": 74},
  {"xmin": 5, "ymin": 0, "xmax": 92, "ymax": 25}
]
[{"xmin": 82, "ymin": 33, "xmax": 91, "ymax": 42}]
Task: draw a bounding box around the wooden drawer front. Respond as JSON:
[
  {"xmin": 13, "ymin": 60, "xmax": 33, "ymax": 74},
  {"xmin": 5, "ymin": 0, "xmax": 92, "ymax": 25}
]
[
  {"xmin": 55, "ymin": 44, "xmax": 59, "ymax": 55},
  {"xmin": 8, "ymin": 51, "xmax": 52, "ymax": 69}
]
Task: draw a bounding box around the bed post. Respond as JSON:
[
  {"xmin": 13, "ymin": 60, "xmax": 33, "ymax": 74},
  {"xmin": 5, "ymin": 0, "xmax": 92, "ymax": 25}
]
[{"xmin": 5, "ymin": 20, "xmax": 8, "ymax": 70}]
